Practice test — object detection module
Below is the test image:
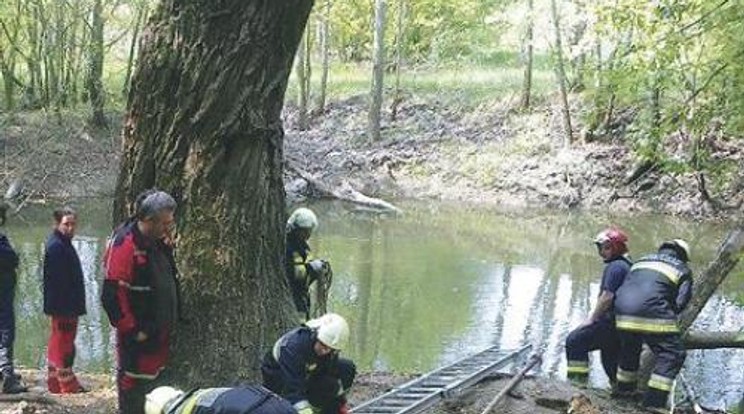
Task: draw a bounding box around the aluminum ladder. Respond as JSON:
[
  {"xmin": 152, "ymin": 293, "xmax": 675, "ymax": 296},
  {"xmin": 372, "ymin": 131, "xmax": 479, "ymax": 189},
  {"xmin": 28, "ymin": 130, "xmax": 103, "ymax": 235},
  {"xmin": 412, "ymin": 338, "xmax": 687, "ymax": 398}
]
[{"xmin": 351, "ymin": 344, "xmax": 532, "ymax": 414}]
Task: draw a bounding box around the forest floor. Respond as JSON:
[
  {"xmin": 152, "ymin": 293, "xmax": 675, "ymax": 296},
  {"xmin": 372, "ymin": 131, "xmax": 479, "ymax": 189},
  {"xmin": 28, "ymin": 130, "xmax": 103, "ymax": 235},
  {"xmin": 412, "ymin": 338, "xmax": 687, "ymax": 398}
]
[
  {"xmin": 1, "ymin": 93, "xmax": 743, "ymax": 219},
  {"xmin": 0, "ymin": 369, "xmax": 719, "ymax": 414}
]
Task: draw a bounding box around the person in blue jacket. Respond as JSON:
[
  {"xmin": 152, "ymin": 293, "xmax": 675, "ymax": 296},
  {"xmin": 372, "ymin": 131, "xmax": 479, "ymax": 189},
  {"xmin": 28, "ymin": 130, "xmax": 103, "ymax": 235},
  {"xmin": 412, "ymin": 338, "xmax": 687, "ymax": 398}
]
[
  {"xmin": 43, "ymin": 207, "xmax": 86, "ymax": 393},
  {"xmin": 0, "ymin": 202, "xmax": 27, "ymax": 394},
  {"xmin": 261, "ymin": 313, "xmax": 356, "ymax": 414},
  {"xmin": 565, "ymin": 227, "xmax": 632, "ymax": 387}
]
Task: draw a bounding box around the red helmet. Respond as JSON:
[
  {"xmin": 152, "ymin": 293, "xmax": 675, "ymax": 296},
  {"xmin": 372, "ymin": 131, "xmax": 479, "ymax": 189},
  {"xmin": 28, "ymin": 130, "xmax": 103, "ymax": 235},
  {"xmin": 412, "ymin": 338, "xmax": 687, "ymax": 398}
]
[{"xmin": 593, "ymin": 227, "xmax": 628, "ymax": 251}]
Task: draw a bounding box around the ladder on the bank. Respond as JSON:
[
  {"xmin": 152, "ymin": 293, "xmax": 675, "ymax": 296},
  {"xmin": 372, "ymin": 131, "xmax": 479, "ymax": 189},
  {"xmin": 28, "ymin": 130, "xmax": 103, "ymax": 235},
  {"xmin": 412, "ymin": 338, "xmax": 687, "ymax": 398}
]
[{"xmin": 351, "ymin": 344, "xmax": 533, "ymax": 414}]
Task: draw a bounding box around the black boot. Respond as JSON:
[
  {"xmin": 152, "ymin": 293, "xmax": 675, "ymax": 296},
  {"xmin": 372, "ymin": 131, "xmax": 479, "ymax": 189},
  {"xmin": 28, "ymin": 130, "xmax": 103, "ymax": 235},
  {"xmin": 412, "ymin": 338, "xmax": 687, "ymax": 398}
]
[{"xmin": 2, "ymin": 372, "xmax": 27, "ymax": 394}]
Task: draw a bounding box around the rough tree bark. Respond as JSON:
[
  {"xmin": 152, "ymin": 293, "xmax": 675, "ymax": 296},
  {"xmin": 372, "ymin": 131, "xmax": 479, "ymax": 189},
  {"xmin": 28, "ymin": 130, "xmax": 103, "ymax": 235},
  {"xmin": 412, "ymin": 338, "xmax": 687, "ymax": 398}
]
[
  {"xmin": 86, "ymin": 0, "xmax": 107, "ymax": 127},
  {"xmin": 368, "ymin": 0, "xmax": 386, "ymax": 141},
  {"xmin": 113, "ymin": 0, "xmax": 313, "ymax": 387},
  {"xmin": 550, "ymin": 0, "xmax": 573, "ymax": 145},
  {"xmin": 519, "ymin": 0, "xmax": 534, "ymax": 110}
]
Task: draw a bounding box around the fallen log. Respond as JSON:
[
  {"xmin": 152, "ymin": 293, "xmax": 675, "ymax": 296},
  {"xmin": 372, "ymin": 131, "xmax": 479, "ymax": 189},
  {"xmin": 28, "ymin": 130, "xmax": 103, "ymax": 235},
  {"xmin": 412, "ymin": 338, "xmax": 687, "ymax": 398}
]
[
  {"xmin": 683, "ymin": 331, "xmax": 744, "ymax": 350},
  {"xmin": 286, "ymin": 161, "xmax": 402, "ymax": 214}
]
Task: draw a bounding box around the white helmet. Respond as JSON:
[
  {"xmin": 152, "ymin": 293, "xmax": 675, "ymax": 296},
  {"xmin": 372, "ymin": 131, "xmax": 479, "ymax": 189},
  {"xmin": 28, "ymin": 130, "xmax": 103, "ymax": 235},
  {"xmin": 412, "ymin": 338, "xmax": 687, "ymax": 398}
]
[
  {"xmin": 287, "ymin": 208, "xmax": 318, "ymax": 231},
  {"xmin": 145, "ymin": 386, "xmax": 184, "ymax": 414},
  {"xmin": 660, "ymin": 239, "xmax": 691, "ymax": 262},
  {"xmin": 306, "ymin": 313, "xmax": 350, "ymax": 351}
]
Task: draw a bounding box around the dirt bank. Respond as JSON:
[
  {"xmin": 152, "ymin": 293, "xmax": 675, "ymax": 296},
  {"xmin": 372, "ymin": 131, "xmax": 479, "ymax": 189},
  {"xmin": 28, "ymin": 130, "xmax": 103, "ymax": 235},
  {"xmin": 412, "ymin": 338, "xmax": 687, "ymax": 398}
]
[
  {"xmin": 284, "ymin": 95, "xmax": 743, "ymax": 219},
  {"xmin": 1, "ymin": 95, "xmax": 742, "ymax": 219}
]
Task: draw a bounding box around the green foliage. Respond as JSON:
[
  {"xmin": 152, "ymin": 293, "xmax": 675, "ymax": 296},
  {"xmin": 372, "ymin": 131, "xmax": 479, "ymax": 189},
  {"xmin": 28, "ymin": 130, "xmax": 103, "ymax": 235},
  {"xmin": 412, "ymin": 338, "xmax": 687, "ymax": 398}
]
[
  {"xmin": 327, "ymin": 0, "xmax": 507, "ymax": 63},
  {"xmin": 587, "ymin": 0, "xmax": 744, "ymax": 174}
]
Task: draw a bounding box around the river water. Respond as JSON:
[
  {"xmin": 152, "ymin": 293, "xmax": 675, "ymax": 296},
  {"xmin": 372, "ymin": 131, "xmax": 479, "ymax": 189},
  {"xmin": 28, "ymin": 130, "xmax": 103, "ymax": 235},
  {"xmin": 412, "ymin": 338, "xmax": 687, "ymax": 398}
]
[{"xmin": 6, "ymin": 200, "xmax": 743, "ymax": 409}]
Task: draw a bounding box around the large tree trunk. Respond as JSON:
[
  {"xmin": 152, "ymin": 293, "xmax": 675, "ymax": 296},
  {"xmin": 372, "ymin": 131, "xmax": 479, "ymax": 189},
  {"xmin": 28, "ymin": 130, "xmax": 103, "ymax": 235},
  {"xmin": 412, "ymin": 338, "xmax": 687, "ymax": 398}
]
[
  {"xmin": 113, "ymin": 0, "xmax": 313, "ymax": 387},
  {"xmin": 368, "ymin": 0, "xmax": 386, "ymax": 141},
  {"xmin": 86, "ymin": 0, "xmax": 107, "ymax": 127}
]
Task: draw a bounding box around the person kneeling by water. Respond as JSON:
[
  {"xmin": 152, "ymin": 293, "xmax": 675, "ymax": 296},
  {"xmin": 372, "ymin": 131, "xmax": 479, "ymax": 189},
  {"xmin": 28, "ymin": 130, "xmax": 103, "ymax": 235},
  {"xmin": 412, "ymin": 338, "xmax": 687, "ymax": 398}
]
[
  {"xmin": 262, "ymin": 313, "xmax": 356, "ymax": 414},
  {"xmin": 144, "ymin": 384, "xmax": 296, "ymax": 414}
]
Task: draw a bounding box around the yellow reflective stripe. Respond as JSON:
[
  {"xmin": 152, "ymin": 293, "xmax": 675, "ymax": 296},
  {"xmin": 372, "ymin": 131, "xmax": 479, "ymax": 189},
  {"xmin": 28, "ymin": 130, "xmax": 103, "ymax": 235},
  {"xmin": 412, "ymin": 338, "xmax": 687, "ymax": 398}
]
[
  {"xmin": 615, "ymin": 316, "xmax": 679, "ymax": 333},
  {"xmin": 648, "ymin": 374, "xmax": 674, "ymax": 392},
  {"xmin": 632, "ymin": 262, "xmax": 682, "ymax": 285},
  {"xmin": 181, "ymin": 390, "xmax": 207, "ymax": 414},
  {"xmin": 617, "ymin": 368, "xmax": 638, "ymax": 383},
  {"xmin": 567, "ymin": 360, "xmax": 590, "ymax": 374}
]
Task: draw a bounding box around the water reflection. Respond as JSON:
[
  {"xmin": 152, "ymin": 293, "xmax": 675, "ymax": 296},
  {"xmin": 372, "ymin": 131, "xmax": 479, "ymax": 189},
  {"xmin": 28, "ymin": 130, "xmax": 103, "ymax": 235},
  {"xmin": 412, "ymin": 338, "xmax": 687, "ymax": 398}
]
[{"xmin": 4, "ymin": 200, "xmax": 743, "ymax": 408}]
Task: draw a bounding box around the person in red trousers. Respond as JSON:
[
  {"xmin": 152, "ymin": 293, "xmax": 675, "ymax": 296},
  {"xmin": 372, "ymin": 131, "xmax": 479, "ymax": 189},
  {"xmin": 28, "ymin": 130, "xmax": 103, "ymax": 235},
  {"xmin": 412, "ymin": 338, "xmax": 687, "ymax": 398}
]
[{"xmin": 43, "ymin": 207, "xmax": 86, "ymax": 393}]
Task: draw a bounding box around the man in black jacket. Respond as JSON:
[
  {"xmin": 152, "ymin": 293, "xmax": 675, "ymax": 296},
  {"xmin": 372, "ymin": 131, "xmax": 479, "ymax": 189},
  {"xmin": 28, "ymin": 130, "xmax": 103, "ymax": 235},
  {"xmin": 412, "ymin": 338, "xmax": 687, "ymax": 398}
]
[
  {"xmin": 43, "ymin": 207, "xmax": 86, "ymax": 393},
  {"xmin": 0, "ymin": 203, "xmax": 26, "ymax": 394},
  {"xmin": 613, "ymin": 239, "xmax": 693, "ymax": 413},
  {"xmin": 143, "ymin": 385, "xmax": 296, "ymax": 414},
  {"xmin": 262, "ymin": 313, "xmax": 356, "ymax": 414}
]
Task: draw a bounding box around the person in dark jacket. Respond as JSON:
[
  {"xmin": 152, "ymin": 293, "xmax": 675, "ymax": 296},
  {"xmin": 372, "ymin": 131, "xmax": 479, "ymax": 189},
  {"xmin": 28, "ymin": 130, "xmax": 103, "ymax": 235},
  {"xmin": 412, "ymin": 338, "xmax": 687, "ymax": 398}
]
[
  {"xmin": 285, "ymin": 208, "xmax": 331, "ymax": 320},
  {"xmin": 565, "ymin": 227, "xmax": 632, "ymax": 387},
  {"xmin": 262, "ymin": 313, "xmax": 356, "ymax": 414},
  {"xmin": 143, "ymin": 385, "xmax": 296, "ymax": 414},
  {"xmin": 102, "ymin": 190, "xmax": 180, "ymax": 414},
  {"xmin": 613, "ymin": 239, "xmax": 693, "ymax": 413},
  {"xmin": 43, "ymin": 207, "xmax": 86, "ymax": 393},
  {"xmin": 0, "ymin": 203, "xmax": 26, "ymax": 394}
]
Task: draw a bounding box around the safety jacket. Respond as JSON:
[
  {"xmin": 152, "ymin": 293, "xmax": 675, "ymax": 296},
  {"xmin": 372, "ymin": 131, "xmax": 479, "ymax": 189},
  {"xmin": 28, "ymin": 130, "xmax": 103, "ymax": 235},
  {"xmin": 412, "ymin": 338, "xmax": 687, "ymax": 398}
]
[
  {"xmin": 285, "ymin": 234, "xmax": 316, "ymax": 314},
  {"xmin": 101, "ymin": 220, "xmax": 179, "ymax": 380},
  {"xmin": 614, "ymin": 253, "xmax": 693, "ymax": 334},
  {"xmin": 166, "ymin": 385, "xmax": 294, "ymax": 414},
  {"xmin": 262, "ymin": 326, "xmax": 337, "ymax": 410}
]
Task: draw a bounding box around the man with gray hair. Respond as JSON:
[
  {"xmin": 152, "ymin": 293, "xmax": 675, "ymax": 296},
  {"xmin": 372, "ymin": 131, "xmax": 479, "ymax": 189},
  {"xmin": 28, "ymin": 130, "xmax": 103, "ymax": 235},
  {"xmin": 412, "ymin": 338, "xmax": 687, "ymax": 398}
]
[{"xmin": 102, "ymin": 189, "xmax": 180, "ymax": 414}]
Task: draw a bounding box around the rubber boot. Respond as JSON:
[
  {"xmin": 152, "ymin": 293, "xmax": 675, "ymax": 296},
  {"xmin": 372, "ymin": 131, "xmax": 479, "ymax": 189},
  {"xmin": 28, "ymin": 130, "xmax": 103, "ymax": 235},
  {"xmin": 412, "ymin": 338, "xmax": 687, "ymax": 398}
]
[
  {"xmin": 2, "ymin": 370, "xmax": 27, "ymax": 394},
  {"xmin": 642, "ymin": 388, "xmax": 669, "ymax": 414}
]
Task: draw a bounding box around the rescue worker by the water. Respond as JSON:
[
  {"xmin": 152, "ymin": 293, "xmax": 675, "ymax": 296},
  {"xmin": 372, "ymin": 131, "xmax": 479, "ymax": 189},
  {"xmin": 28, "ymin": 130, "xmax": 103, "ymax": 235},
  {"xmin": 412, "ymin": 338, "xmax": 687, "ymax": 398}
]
[
  {"xmin": 285, "ymin": 207, "xmax": 331, "ymax": 320},
  {"xmin": 565, "ymin": 227, "xmax": 632, "ymax": 387},
  {"xmin": 43, "ymin": 207, "xmax": 87, "ymax": 393},
  {"xmin": 102, "ymin": 190, "xmax": 180, "ymax": 414},
  {"xmin": 0, "ymin": 203, "xmax": 27, "ymax": 394},
  {"xmin": 262, "ymin": 313, "xmax": 356, "ymax": 414},
  {"xmin": 143, "ymin": 384, "xmax": 297, "ymax": 414},
  {"xmin": 613, "ymin": 239, "xmax": 693, "ymax": 413}
]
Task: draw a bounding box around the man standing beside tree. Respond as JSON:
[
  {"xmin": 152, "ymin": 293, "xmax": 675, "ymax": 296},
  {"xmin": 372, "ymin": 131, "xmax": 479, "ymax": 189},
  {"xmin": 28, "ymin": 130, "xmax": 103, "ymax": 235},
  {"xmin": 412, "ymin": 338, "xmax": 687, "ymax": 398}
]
[
  {"xmin": 43, "ymin": 207, "xmax": 86, "ymax": 393},
  {"xmin": 103, "ymin": 190, "xmax": 180, "ymax": 414}
]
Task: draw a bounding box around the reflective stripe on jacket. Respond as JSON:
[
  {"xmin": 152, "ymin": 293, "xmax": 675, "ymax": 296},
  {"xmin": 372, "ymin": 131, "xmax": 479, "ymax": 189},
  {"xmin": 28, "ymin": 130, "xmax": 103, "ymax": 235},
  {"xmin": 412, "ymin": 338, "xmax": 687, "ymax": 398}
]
[{"xmin": 614, "ymin": 253, "xmax": 693, "ymax": 334}]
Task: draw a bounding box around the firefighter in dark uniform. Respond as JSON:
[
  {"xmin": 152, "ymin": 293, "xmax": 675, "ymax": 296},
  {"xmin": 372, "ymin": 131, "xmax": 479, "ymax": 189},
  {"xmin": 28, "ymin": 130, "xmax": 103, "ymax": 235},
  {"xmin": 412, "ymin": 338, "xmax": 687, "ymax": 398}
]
[
  {"xmin": 566, "ymin": 227, "xmax": 632, "ymax": 387},
  {"xmin": 143, "ymin": 384, "xmax": 296, "ymax": 414},
  {"xmin": 0, "ymin": 203, "xmax": 27, "ymax": 394},
  {"xmin": 613, "ymin": 239, "xmax": 693, "ymax": 413},
  {"xmin": 285, "ymin": 208, "xmax": 330, "ymax": 320},
  {"xmin": 102, "ymin": 190, "xmax": 180, "ymax": 414},
  {"xmin": 261, "ymin": 313, "xmax": 356, "ymax": 414}
]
